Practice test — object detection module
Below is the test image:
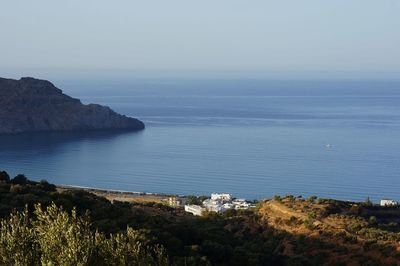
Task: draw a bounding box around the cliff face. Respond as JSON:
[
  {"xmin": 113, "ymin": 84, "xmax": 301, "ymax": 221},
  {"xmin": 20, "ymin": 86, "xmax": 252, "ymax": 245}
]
[{"xmin": 0, "ymin": 77, "xmax": 145, "ymax": 134}]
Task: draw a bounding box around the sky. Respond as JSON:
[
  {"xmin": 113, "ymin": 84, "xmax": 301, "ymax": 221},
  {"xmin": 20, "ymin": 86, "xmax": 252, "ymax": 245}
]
[{"xmin": 1, "ymin": 0, "xmax": 400, "ymax": 80}]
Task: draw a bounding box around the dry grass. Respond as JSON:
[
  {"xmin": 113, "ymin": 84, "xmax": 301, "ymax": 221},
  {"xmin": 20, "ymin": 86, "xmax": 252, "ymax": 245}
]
[{"xmin": 258, "ymin": 198, "xmax": 400, "ymax": 265}]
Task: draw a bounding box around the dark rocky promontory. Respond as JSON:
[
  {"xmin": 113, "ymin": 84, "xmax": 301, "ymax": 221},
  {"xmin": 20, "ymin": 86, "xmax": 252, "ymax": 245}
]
[{"xmin": 0, "ymin": 77, "xmax": 144, "ymax": 134}]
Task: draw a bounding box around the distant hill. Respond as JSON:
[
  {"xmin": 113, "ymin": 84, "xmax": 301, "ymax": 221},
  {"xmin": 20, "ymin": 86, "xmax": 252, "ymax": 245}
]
[{"xmin": 0, "ymin": 77, "xmax": 144, "ymax": 134}]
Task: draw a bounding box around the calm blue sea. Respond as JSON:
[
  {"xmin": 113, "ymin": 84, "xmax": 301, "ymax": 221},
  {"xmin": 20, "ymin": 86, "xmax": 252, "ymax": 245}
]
[{"xmin": 1, "ymin": 79, "xmax": 400, "ymax": 201}]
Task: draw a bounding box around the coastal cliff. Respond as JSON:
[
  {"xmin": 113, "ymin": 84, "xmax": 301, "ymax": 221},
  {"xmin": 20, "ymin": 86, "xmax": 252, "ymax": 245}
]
[{"xmin": 0, "ymin": 77, "xmax": 144, "ymax": 134}]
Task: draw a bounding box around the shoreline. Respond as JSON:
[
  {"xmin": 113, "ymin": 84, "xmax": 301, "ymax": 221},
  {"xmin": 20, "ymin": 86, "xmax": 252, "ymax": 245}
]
[{"xmin": 56, "ymin": 184, "xmax": 175, "ymax": 204}]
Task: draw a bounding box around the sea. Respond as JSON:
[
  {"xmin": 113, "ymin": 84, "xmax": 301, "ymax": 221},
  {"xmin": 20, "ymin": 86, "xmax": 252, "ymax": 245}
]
[{"xmin": 1, "ymin": 79, "xmax": 399, "ymax": 202}]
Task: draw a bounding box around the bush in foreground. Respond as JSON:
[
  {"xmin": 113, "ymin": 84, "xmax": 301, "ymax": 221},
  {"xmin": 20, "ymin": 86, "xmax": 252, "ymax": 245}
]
[{"xmin": 0, "ymin": 203, "xmax": 168, "ymax": 266}]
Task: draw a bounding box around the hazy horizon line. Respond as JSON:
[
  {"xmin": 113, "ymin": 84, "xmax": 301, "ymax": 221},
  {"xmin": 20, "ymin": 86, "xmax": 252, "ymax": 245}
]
[{"xmin": 1, "ymin": 67, "xmax": 400, "ymax": 82}]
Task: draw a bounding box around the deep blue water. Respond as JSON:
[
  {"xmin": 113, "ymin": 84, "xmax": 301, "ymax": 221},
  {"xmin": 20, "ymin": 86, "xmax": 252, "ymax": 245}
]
[{"xmin": 1, "ymin": 80, "xmax": 399, "ymax": 201}]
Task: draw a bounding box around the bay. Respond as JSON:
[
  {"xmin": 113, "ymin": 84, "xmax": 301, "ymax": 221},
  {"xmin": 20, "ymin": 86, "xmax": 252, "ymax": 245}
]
[{"xmin": 1, "ymin": 79, "xmax": 399, "ymax": 201}]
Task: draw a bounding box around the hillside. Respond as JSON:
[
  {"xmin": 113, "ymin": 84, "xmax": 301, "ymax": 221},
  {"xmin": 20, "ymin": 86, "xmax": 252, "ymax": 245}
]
[
  {"xmin": 259, "ymin": 196, "xmax": 400, "ymax": 265},
  {"xmin": 0, "ymin": 77, "xmax": 144, "ymax": 134},
  {"xmin": 0, "ymin": 171, "xmax": 400, "ymax": 265}
]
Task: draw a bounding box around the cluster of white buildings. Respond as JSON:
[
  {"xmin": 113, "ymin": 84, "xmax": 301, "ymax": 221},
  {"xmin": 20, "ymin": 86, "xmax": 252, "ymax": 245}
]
[{"xmin": 184, "ymin": 193, "xmax": 253, "ymax": 216}]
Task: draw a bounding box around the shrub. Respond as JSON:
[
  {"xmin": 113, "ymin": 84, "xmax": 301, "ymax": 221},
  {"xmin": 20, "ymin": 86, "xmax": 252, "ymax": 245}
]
[
  {"xmin": 348, "ymin": 205, "xmax": 361, "ymax": 215},
  {"xmin": 273, "ymin": 195, "xmax": 282, "ymax": 202},
  {"xmin": 308, "ymin": 211, "xmax": 317, "ymax": 219},
  {"xmin": 0, "ymin": 203, "xmax": 168, "ymax": 266},
  {"xmin": 285, "ymin": 195, "xmax": 295, "ymax": 202},
  {"xmin": 0, "ymin": 171, "xmax": 10, "ymax": 182},
  {"xmin": 185, "ymin": 195, "xmax": 208, "ymax": 205},
  {"xmin": 346, "ymin": 223, "xmax": 362, "ymax": 233},
  {"xmin": 369, "ymin": 216, "xmax": 378, "ymax": 225},
  {"xmin": 38, "ymin": 179, "xmax": 57, "ymax": 192},
  {"xmin": 0, "ymin": 207, "xmax": 39, "ymax": 264},
  {"xmin": 285, "ymin": 216, "xmax": 298, "ymax": 225},
  {"xmin": 9, "ymin": 184, "xmax": 26, "ymax": 194},
  {"xmin": 304, "ymin": 218, "xmax": 315, "ymax": 230},
  {"xmin": 11, "ymin": 174, "xmax": 28, "ymax": 185},
  {"xmin": 343, "ymin": 235, "xmax": 358, "ymax": 244},
  {"xmin": 307, "ymin": 195, "xmax": 318, "ymax": 202}
]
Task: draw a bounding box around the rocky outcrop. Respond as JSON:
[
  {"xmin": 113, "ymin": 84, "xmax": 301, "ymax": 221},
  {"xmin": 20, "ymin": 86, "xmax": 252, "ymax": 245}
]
[{"xmin": 0, "ymin": 77, "xmax": 144, "ymax": 134}]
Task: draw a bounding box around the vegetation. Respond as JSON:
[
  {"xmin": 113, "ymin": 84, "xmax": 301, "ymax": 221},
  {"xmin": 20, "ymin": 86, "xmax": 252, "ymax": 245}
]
[
  {"xmin": 0, "ymin": 204, "xmax": 167, "ymax": 266},
  {"xmin": 185, "ymin": 195, "xmax": 209, "ymax": 205},
  {"xmin": 260, "ymin": 194, "xmax": 400, "ymax": 264},
  {"xmin": 1, "ymin": 173, "xmax": 400, "ymax": 265},
  {"xmin": 0, "ymin": 173, "xmax": 288, "ymax": 265}
]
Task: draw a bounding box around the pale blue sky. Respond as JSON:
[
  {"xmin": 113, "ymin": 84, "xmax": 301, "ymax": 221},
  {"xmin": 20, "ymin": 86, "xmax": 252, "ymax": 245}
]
[{"xmin": 1, "ymin": 0, "xmax": 399, "ymax": 79}]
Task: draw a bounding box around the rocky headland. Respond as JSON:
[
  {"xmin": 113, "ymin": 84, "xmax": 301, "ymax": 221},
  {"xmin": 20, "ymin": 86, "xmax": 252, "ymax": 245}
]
[{"xmin": 0, "ymin": 77, "xmax": 144, "ymax": 134}]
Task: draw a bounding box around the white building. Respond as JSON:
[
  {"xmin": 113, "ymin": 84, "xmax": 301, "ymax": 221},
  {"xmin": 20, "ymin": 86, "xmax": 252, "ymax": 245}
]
[
  {"xmin": 232, "ymin": 199, "xmax": 251, "ymax": 209},
  {"xmin": 203, "ymin": 199, "xmax": 228, "ymax": 213},
  {"xmin": 211, "ymin": 193, "xmax": 232, "ymax": 202},
  {"xmin": 380, "ymin": 199, "xmax": 399, "ymax": 206},
  {"xmin": 184, "ymin": 205, "xmax": 205, "ymax": 216}
]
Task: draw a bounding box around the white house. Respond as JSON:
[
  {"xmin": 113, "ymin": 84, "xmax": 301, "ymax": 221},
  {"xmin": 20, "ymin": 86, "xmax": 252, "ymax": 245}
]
[
  {"xmin": 232, "ymin": 199, "xmax": 251, "ymax": 209},
  {"xmin": 203, "ymin": 199, "xmax": 228, "ymax": 213},
  {"xmin": 184, "ymin": 205, "xmax": 205, "ymax": 216},
  {"xmin": 380, "ymin": 199, "xmax": 399, "ymax": 206},
  {"xmin": 211, "ymin": 193, "xmax": 232, "ymax": 201}
]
